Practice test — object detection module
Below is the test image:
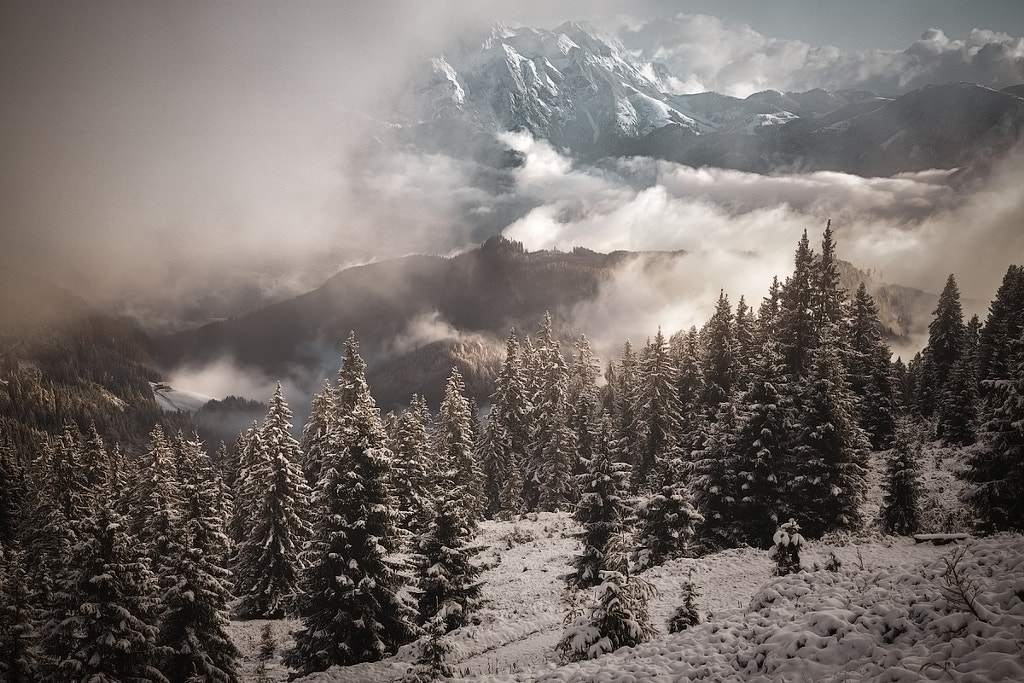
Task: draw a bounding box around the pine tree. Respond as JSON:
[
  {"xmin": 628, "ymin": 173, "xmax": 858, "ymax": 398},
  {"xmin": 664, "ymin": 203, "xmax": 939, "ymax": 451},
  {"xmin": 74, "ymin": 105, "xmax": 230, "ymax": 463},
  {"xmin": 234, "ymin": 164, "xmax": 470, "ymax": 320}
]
[
  {"xmin": 787, "ymin": 342, "xmax": 869, "ymax": 538},
  {"xmin": 691, "ymin": 400, "xmax": 740, "ymax": 551},
  {"xmin": 631, "ymin": 330, "xmax": 683, "ymax": 494},
  {"xmin": 962, "ymin": 337, "xmax": 1024, "ymax": 532},
  {"xmin": 40, "ymin": 497, "xmax": 167, "ymax": 683},
  {"xmin": 537, "ymin": 412, "xmax": 577, "ymax": 512},
  {"xmin": 526, "ymin": 313, "xmax": 572, "ymax": 511},
  {"xmin": 232, "ymin": 384, "xmax": 311, "ymax": 620},
  {"xmin": 480, "ymin": 329, "xmax": 531, "ymax": 518},
  {"xmin": 634, "ymin": 463, "xmax": 702, "ymax": 571},
  {"xmin": 701, "ymin": 292, "xmax": 736, "ymax": 411},
  {"xmin": 389, "ymin": 394, "xmax": 435, "ymax": 534},
  {"xmin": 611, "ymin": 340, "xmax": 641, "ymax": 473},
  {"xmin": 435, "ymin": 368, "xmax": 483, "ymax": 520},
  {"xmin": 849, "ymin": 283, "xmax": 897, "ymax": 449},
  {"xmin": 813, "ymin": 221, "xmax": 846, "ymax": 331},
  {"xmin": 731, "ymin": 339, "xmax": 792, "ymax": 548},
  {"xmin": 568, "ymin": 335, "xmax": 601, "ymax": 476},
  {"xmin": 403, "ymin": 617, "xmax": 454, "ymax": 683},
  {"xmin": 285, "ymin": 335, "xmax": 417, "ymax": 676},
  {"xmin": 410, "ymin": 490, "xmax": 484, "ymax": 633},
  {"xmin": 159, "ymin": 435, "xmax": 240, "ymax": 683},
  {"xmin": 0, "ymin": 427, "xmax": 26, "ymax": 547},
  {"xmin": 298, "ymin": 380, "xmax": 335, "ymax": 489},
  {"xmin": 880, "ymin": 427, "xmax": 922, "ymax": 536},
  {"xmin": 733, "ymin": 296, "xmax": 756, "ymax": 389},
  {"xmin": 670, "ymin": 327, "xmax": 706, "ymax": 455},
  {"xmin": 569, "ymin": 417, "xmax": 629, "ymax": 589},
  {"xmin": 557, "ymin": 571, "xmax": 658, "ymax": 662},
  {"xmin": 0, "ymin": 544, "xmax": 40, "ymax": 682},
  {"xmin": 777, "ymin": 230, "xmax": 817, "ymax": 376},
  {"xmin": 667, "ymin": 570, "xmax": 701, "ymax": 633},
  {"xmin": 228, "ymin": 421, "xmax": 261, "ymax": 550},
  {"xmin": 978, "ymin": 264, "xmax": 1024, "ymax": 385},
  {"xmin": 920, "ymin": 274, "xmax": 966, "ymax": 418}
]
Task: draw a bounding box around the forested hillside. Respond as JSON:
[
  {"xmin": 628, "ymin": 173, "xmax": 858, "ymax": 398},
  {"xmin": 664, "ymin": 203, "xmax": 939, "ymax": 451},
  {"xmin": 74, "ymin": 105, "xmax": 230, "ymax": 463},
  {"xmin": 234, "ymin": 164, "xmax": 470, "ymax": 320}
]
[{"xmin": 2, "ymin": 228, "xmax": 1022, "ymax": 680}]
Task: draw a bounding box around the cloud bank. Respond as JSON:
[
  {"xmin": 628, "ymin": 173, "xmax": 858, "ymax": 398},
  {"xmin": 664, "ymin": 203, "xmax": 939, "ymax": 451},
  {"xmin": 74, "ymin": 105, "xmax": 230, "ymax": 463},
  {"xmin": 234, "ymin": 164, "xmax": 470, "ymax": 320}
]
[
  {"xmin": 619, "ymin": 16, "xmax": 1024, "ymax": 97},
  {"xmin": 497, "ymin": 132, "xmax": 1024, "ymax": 352}
]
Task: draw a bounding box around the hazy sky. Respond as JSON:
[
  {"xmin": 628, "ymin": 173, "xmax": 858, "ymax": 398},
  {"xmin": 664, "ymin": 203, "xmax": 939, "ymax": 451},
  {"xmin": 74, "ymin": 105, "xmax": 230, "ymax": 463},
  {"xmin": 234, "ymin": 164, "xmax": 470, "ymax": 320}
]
[{"xmin": 2, "ymin": 0, "xmax": 1024, "ymax": 315}]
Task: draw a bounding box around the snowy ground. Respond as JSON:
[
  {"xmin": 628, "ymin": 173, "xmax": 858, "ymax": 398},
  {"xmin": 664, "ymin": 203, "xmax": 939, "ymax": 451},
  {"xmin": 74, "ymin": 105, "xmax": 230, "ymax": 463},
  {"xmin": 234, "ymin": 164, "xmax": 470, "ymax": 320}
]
[{"xmin": 231, "ymin": 444, "xmax": 1024, "ymax": 682}]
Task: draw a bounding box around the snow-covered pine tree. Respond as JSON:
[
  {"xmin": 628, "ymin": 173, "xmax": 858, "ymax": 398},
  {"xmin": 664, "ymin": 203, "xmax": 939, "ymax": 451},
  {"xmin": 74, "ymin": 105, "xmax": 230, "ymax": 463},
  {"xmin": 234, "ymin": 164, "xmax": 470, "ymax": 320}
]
[
  {"xmin": 409, "ymin": 488, "xmax": 484, "ymax": 633},
  {"xmin": 567, "ymin": 335, "xmax": 601, "ymax": 477},
  {"xmin": 525, "ymin": 313, "xmax": 572, "ymax": 511},
  {"xmin": 557, "ymin": 570, "xmax": 658, "ymax": 662},
  {"xmin": 787, "ymin": 342, "xmax": 869, "ymax": 538},
  {"xmin": 777, "ymin": 230, "xmax": 817, "ymax": 377},
  {"xmin": 977, "ymin": 264, "xmax": 1024, "ymax": 386},
  {"xmin": 569, "ymin": 416, "xmax": 629, "ymax": 589},
  {"xmin": 233, "ymin": 383, "xmax": 311, "ymax": 620},
  {"xmin": 40, "ymin": 496, "xmax": 166, "ymax": 683},
  {"xmin": 480, "ymin": 329, "xmax": 531, "ymax": 518},
  {"xmin": 961, "ymin": 336, "xmax": 1024, "ymax": 532},
  {"xmin": 631, "ymin": 330, "xmax": 683, "ymax": 494},
  {"xmin": 733, "ymin": 295, "xmax": 756, "ymax": 388},
  {"xmin": 634, "ymin": 458, "xmax": 702, "ymax": 571},
  {"xmin": 669, "ymin": 327, "xmax": 706, "ymax": 454},
  {"xmin": 667, "ymin": 569, "xmax": 701, "ymax": 633},
  {"xmin": 403, "ymin": 616, "xmax": 454, "ymax": 683},
  {"xmin": 701, "ymin": 291, "xmax": 737, "ymax": 412},
  {"xmin": 389, "ymin": 394, "xmax": 435, "ymax": 534},
  {"xmin": 919, "ymin": 274, "xmax": 967, "ymax": 418},
  {"xmin": 538, "ymin": 411, "xmax": 577, "ymax": 512},
  {"xmin": 880, "ymin": 427, "xmax": 922, "ymax": 536},
  {"xmin": 435, "ymin": 367, "xmax": 483, "ymax": 521},
  {"xmin": 936, "ymin": 315, "xmax": 980, "ymax": 446},
  {"xmin": 298, "ymin": 380, "xmax": 336, "ymax": 489},
  {"xmin": 731, "ymin": 339, "xmax": 792, "ymax": 548},
  {"xmin": 691, "ymin": 400, "xmax": 740, "ymax": 551},
  {"xmin": 284, "ymin": 334, "xmax": 417, "ymax": 676},
  {"xmin": 228, "ymin": 421, "xmax": 261, "ymax": 550},
  {"xmin": 610, "ymin": 340, "xmax": 641, "ymax": 475},
  {"xmin": 80, "ymin": 422, "xmax": 112, "ymax": 494},
  {"xmin": 159, "ymin": 435, "xmax": 240, "ymax": 683},
  {"xmin": 50, "ymin": 422, "xmax": 96, "ymax": 523},
  {"xmin": 0, "ymin": 427, "xmax": 25, "ymax": 547},
  {"xmin": 812, "ymin": 221, "xmax": 846, "ymax": 332},
  {"xmin": 0, "ymin": 544, "xmax": 40, "ymax": 682},
  {"xmin": 849, "ymin": 282, "xmax": 897, "ymax": 449}
]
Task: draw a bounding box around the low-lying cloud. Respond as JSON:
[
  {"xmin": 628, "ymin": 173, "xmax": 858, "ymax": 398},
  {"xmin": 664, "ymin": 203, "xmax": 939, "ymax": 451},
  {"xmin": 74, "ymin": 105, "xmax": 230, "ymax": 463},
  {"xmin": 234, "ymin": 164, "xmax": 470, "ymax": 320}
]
[
  {"xmin": 619, "ymin": 16, "xmax": 1024, "ymax": 97},
  {"xmin": 497, "ymin": 132, "xmax": 1024, "ymax": 353}
]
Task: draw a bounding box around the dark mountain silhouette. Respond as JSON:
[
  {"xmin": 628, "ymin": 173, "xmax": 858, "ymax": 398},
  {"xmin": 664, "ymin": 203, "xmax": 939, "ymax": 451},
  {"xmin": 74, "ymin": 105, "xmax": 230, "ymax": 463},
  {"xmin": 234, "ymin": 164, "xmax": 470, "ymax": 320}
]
[{"xmin": 152, "ymin": 239, "xmax": 938, "ymax": 410}]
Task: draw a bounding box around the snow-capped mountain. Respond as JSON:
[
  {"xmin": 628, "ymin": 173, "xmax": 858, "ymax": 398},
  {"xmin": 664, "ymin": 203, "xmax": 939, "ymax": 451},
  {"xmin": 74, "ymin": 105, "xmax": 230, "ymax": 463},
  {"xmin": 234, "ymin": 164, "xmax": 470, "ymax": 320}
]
[
  {"xmin": 396, "ymin": 22, "xmax": 1024, "ymax": 174},
  {"xmin": 401, "ymin": 22, "xmax": 701, "ymax": 150}
]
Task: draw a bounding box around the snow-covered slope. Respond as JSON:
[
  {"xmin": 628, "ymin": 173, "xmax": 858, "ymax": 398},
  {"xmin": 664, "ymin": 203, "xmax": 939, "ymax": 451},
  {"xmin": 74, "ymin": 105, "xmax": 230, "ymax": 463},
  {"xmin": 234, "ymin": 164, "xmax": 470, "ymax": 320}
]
[{"xmin": 231, "ymin": 440, "xmax": 1024, "ymax": 682}]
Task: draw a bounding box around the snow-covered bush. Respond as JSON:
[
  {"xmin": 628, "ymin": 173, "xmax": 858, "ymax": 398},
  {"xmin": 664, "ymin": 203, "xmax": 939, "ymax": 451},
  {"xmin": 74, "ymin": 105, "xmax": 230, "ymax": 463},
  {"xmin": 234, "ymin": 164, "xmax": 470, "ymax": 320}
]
[
  {"xmin": 771, "ymin": 519, "xmax": 803, "ymax": 576},
  {"xmin": 557, "ymin": 570, "xmax": 658, "ymax": 662}
]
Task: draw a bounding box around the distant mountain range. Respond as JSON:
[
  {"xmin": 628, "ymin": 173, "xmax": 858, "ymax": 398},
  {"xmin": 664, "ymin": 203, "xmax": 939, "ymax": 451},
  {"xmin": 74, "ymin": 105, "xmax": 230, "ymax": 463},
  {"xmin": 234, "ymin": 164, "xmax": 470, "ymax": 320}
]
[{"xmin": 394, "ymin": 22, "xmax": 1024, "ymax": 176}]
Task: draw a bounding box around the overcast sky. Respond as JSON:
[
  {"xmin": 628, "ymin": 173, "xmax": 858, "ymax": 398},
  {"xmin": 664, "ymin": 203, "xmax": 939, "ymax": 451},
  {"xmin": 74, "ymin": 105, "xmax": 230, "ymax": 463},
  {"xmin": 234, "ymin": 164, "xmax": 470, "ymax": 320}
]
[{"xmin": 2, "ymin": 0, "xmax": 1024, "ymax": 313}]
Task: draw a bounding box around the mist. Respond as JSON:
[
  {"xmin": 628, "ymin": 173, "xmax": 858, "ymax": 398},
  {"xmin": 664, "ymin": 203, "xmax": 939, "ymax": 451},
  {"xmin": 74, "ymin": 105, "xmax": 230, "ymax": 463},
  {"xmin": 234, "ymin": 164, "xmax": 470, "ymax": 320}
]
[
  {"xmin": 497, "ymin": 132, "xmax": 1024, "ymax": 355},
  {"xmin": 2, "ymin": 1, "xmax": 1022, "ymax": 341}
]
